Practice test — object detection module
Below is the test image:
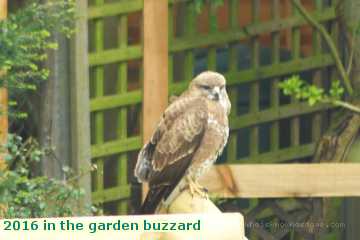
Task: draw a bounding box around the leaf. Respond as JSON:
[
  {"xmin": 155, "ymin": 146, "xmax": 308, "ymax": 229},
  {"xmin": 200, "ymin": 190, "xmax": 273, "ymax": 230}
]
[{"xmin": 62, "ymin": 166, "xmax": 70, "ymax": 173}]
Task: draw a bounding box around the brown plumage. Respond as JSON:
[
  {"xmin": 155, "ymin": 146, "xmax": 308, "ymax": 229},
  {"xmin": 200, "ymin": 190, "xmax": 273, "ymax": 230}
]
[{"xmin": 135, "ymin": 71, "xmax": 231, "ymax": 214}]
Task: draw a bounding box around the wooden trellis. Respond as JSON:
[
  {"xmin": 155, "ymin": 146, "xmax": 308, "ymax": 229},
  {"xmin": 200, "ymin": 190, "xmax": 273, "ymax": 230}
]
[
  {"xmin": 168, "ymin": 0, "xmax": 335, "ymax": 164},
  {"xmin": 85, "ymin": 1, "xmax": 359, "ymax": 238},
  {"xmin": 87, "ymin": 0, "xmax": 143, "ymax": 214}
]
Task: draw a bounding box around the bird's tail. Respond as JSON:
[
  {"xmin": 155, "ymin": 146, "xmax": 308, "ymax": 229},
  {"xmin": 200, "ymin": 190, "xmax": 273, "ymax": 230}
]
[
  {"xmin": 137, "ymin": 155, "xmax": 193, "ymax": 214},
  {"xmin": 138, "ymin": 185, "xmax": 169, "ymax": 214}
]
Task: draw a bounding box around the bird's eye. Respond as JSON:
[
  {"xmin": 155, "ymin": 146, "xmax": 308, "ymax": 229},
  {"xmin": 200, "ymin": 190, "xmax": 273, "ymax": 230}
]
[{"xmin": 200, "ymin": 85, "xmax": 211, "ymax": 90}]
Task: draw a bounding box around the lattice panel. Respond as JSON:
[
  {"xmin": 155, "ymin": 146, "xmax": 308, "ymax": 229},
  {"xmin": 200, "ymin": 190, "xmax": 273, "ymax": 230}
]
[
  {"xmin": 87, "ymin": 0, "xmax": 143, "ymax": 214},
  {"xmin": 168, "ymin": 0, "xmax": 338, "ymax": 164},
  {"xmin": 85, "ymin": 0, "xmax": 342, "ymax": 220},
  {"xmin": 168, "ymin": 1, "xmax": 341, "ymax": 238}
]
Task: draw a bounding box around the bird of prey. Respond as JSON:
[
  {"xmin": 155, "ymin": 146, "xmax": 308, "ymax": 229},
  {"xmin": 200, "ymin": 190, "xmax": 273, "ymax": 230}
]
[{"xmin": 135, "ymin": 71, "xmax": 231, "ymax": 214}]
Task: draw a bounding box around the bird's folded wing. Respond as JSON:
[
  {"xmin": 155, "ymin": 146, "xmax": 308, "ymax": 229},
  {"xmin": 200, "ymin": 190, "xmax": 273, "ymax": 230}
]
[{"xmin": 152, "ymin": 99, "xmax": 207, "ymax": 171}]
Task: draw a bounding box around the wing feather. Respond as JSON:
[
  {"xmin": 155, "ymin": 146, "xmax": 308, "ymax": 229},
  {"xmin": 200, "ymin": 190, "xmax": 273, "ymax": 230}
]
[
  {"xmin": 135, "ymin": 97, "xmax": 208, "ymax": 214},
  {"xmin": 152, "ymin": 101, "xmax": 207, "ymax": 171},
  {"xmin": 135, "ymin": 97, "xmax": 207, "ymax": 181}
]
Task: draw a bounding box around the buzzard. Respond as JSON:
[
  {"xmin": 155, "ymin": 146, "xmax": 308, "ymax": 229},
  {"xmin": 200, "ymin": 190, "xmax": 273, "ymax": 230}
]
[{"xmin": 135, "ymin": 71, "xmax": 231, "ymax": 214}]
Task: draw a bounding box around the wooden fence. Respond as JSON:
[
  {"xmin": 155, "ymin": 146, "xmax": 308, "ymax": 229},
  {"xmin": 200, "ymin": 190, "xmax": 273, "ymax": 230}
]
[
  {"xmin": 88, "ymin": 0, "xmax": 143, "ymax": 213},
  {"xmin": 83, "ymin": 0, "xmax": 359, "ymax": 238}
]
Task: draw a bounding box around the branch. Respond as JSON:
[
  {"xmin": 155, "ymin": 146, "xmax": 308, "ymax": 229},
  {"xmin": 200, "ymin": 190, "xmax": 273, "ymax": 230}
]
[
  {"xmin": 291, "ymin": 0, "xmax": 354, "ymax": 96},
  {"xmin": 347, "ymin": 22, "xmax": 360, "ymax": 76},
  {"xmin": 329, "ymin": 99, "xmax": 360, "ymax": 114},
  {"xmin": 347, "ymin": 39, "xmax": 355, "ymax": 75}
]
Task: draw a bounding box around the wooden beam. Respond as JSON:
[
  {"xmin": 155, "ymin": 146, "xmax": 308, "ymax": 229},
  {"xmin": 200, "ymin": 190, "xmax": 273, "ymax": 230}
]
[
  {"xmin": 39, "ymin": 0, "xmax": 72, "ymax": 179},
  {"xmin": 69, "ymin": 0, "xmax": 92, "ymax": 209},
  {"xmin": 143, "ymin": 0, "xmax": 168, "ymax": 142},
  {"xmin": 0, "ymin": 0, "xmax": 7, "ymax": 172},
  {"xmin": 0, "ymin": 0, "xmax": 6, "ymax": 19},
  {"xmin": 200, "ymin": 163, "xmax": 360, "ymax": 198},
  {"xmin": 143, "ymin": 0, "xmax": 168, "ymax": 199}
]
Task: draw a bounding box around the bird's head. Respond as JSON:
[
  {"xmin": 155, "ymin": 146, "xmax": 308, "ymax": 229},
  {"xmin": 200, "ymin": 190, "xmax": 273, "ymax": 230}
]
[{"xmin": 189, "ymin": 71, "xmax": 231, "ymax": 114}]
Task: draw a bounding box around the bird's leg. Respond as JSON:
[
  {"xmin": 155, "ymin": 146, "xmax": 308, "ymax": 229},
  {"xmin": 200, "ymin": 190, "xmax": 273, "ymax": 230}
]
[
  {"xmin": 194, "ymin": 179, "xmax": 208, "ymax": 199},
  {"xmin": 186, "ymin": 176, "xmax": 208, "ymax": 199},
  {"xmin": 187, "ymin": 176, "xmax": 196, "ymax": 198},
  {"xmin": 194, "ymin": 180, "xmax": 208, "ymax": 194}
]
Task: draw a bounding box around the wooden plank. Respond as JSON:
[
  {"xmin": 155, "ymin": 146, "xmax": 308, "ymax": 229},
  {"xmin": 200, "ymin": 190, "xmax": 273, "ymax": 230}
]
[
  {"xmin": 183, "ymin": 1, "xmax": 195, "ymax": 81},
  {"xmin": 170, "ymin": 54, "xmax": 335, "ymax": 95},
  {"xmin": 342, "ymin": 1, "xmax": 360, "ymax": 238},
  {"xmin": 0, "ymin": 0, "xmax": 8, "ymax": 172},
  {"xmin": 0, "ymin": 0, "xmax": 5, "ymax": 19},
  {"xmin": 39, "ymin": 0, "xmax": 79, "ymax": 180},
  {"xmin": 0, "ymin": 87, "xmax": 7, "ymax": 171},
  {"xmin": 117, "ymin": 14, "xmax": 129, "ymax": 214},
  {"xmin": 0, "ymin": 214, "xmax": 245, "ymax": 240},
  {"xmin": 69, "ymin": 0, "xmax": 92, "ymax": 208},
  {"xmin": 91, "ymin": 0, "xmax": 105, "ymax": 205},
  {"xmin": 270, "ymin": 0, "xmax": 280, "ymax": 152},
  {"xmin": 230, "ymin": 102, "xmax": 331, "ymax": 130},
  {"xmin": 170, "ymin": 7, "xmax": 336, "ymax": 52},
  {"xmin": 143, "ymin": 0, "xmax": 168, "ymax": 199},
  {"xmin": 88, "ymin": 0, "xmax": 143, "ymax": 19},
  {"xmin": 200, "ymin": 163, "xmax": 360, "ymax": 198},
  {"xmin": 208, "ymin": 48, "xmax": 216, "ymax": 71},
  {"xmin": 143, "ymin": 0, "xmax": 168, "ymax": 142},
  {"xmin": 92, "ymin": 185, "xmax": 131, "ymax": 204},
  {"xmin": 168, "ymin": 4, "xmax": 174, "ymax": 85},
  {"xmin": 90, "ymin": 90, "xmax": 142, "ymax": 112},
  {"xmin": 290, "ymin": 1, "xmax": 301, "ymax": 147},
  {"xmin": 89, "ymin": 46, "xmax": 142, "ymax": 66},
  {"xmin": 226, "ymin": 0, "xmax": 239, "ymax": 164},
  {"xmin": 0, "ymin": 0, "xmax": 9, "ymax": 170},
  {"xmin": 249, "ymin": 0, "xmax": 260, "ymax": 157},
  {"xmin": 207, "ymin": 1, "xmax": 217, "ymax": 72},
  {"xmin": 91, "ymin": 136, "xmax": 141, "ymax": 158},
  {"xmin": 237, "ymin": 142, "xmax": 315, "ymax": 163}
]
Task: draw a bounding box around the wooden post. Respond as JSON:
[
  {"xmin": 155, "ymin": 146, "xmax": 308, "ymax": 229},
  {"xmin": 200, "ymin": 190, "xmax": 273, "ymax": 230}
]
[
  {"xmin": 143, "ymin": 0, "xmax": 168, "ymax": 199},
  {"xmin": 0, "ymin": 0, "xmax": 7, "ymax": 172},
  {"xmin": 39, "ymin": 1, "xmax": 72, "ymax": 179},
  {"xmin": 0, "ymin": 0, "xmax": 5, "ymax": 18},
  {"xmin": 343, "ymin": 1, "xmax": 360, "ymax": 239},
  {"xmin": 0, "ymin": 0, "xmax": 7, "ymax": 217},
  {"xmin": 69, "ymin": 0, "xmax": 92, "ymax": 209}
]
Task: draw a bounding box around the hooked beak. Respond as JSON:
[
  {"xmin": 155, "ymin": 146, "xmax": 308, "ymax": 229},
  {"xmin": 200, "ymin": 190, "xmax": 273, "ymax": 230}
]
[{"xmin": 211, "ymin": 86, "xmax": 220, "ymax": 101}]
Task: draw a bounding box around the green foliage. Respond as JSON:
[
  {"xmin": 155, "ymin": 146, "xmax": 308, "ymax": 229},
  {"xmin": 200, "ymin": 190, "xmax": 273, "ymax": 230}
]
[
  {"xmin": 0, "ymin": 134, "xmax": 91, "ymax": 218},
  {"xmin": 0, "ymin": 1, "xmax": 90, "ymax": 218},
  {"xmin": 0, "ymin": 0, "xmax": 75, "ymax": 118},
  {"xmin": 279, "ymin": 75, "xmax": 345, "ymax": 106}
]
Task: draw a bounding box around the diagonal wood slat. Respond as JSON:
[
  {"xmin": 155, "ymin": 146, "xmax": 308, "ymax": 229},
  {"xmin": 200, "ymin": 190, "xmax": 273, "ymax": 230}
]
[{"xmin": 200, "ymin": 164, "xmax": 360, "ymax": 198}]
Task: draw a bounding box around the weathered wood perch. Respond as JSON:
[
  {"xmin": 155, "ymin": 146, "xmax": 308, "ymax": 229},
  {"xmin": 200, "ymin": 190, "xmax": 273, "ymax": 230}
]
[
  {"xmin": 199, "ymin": 163, "xmax": 360, "ymax": 198},
  {"xmin": 149, "ymin": 186, "xmax": 247, "ymax": 240},
  {"xmin": 157, "ymin": 188, "xmax": 222, "ymax": 214}
]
